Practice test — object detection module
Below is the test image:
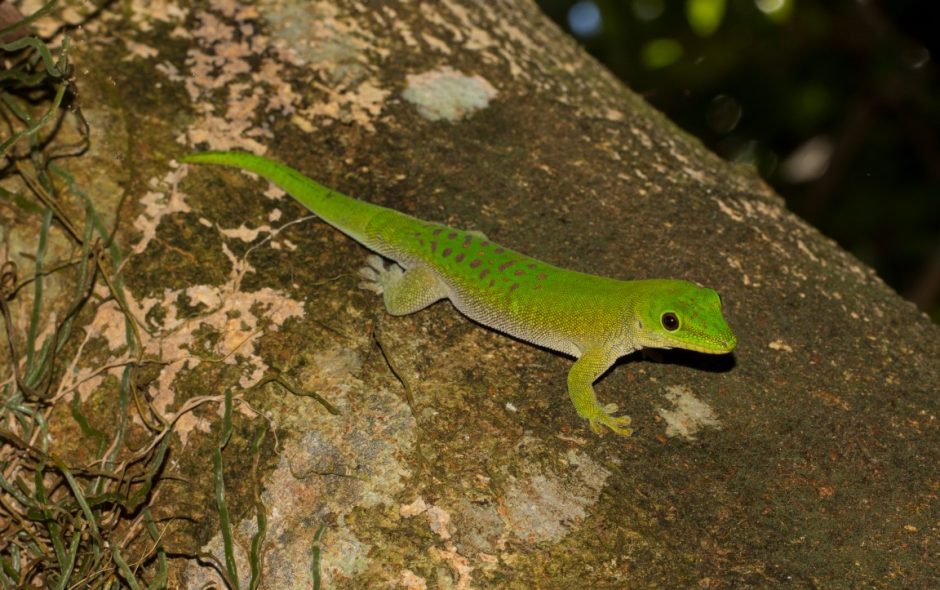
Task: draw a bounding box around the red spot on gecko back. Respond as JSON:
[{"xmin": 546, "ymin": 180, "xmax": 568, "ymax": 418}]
[
  {"xmin": 479, "ymin": 269, "xmax": 490, "ymax": 279},
  {"xmin": 442, "ymin": 248, "xmax": 452, "ymax": 257},
  {"xmin": 498, "ymin": 261, "xmax": 514, "ymax": 271},
  {"xmin": 455, "ymin": 253, "xmax": 465, "ymax": 262},
  {"xmin": 469, "ymin": 259, "xmax": 481, "ymax": 268},
  {"xmin": 513, "ymin": 269, "xmax": 525, "ymax": 276},
  {"xmin": 430, "ymin": 241, "xmax": 437, "ymax": 252},
  {"xmin": 462, "ymin": 236, "xmax": 472, "ymax": 247},
  {"xmin": 433, "ymin": 229, "xmax": 442, "ymax": 236},
  {"xmin": 509, "ymin": 283, "xmax": 519, "ymax": 292},
  {"xmin": 448, "ymin": 232, "xmax": 458, "ymax": 239},
  {"xmin": 537, "ymin": 273, "xmax": 547, "ymax": 280}
]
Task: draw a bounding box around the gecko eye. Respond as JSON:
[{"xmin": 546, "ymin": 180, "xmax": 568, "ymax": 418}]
[{"xmin": 661, "ymin": 312, "xmax": 679, "ymax": 331}]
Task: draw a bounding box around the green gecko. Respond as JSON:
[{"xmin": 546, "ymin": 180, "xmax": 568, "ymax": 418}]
[{"xmin": 181, "ymin": 151, "xmax": 736, "ymax": 436}]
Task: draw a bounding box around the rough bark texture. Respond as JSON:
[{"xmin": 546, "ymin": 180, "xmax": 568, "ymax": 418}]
[{"xmin": 3, "ymin": 0, "xmax": 938, "ymax": 587}]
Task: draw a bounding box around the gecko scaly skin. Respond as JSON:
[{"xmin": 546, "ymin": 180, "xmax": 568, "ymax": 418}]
[{"xmin": 181, "ymin": 151, "xmax": 736, "ymax": 436}]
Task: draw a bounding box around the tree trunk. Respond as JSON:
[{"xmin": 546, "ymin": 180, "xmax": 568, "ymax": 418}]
[{"xmin": 2, "ymin": 0, "xmax": 937, "ymax": 587}]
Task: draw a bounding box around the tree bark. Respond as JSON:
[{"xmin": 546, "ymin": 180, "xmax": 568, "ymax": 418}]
[{"xmin": 3, "ymin": 0, "xmax": 938, "ymax": 587}]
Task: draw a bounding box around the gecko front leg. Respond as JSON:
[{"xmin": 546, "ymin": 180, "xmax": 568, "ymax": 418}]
[{"xmin": 567, "ymin": 347, "xmax": 633, "ymax": 436}]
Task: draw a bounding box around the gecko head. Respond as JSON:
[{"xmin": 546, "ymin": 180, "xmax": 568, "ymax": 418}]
[{"xmin": 631, "ymin": 280, "xmax": 737, "ymax": 354}]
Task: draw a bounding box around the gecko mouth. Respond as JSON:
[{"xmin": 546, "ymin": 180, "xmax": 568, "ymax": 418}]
[
  {"xmin": 701, "ymin": 333, "xmax": 737, "ymax": 354},
  {"xmin": 713, "ymin": 336, "xmax": 737, "ymax": 353},
  {"xmin": 667, "ymin": 329, "xmax": 737, "ymax": 354}
]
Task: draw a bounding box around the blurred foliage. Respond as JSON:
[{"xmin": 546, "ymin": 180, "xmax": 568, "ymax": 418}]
[
  {"xmin": 1, "ymin": 4, "xmax": 169, "ymax": 586},
  {"xmin": 540, "ymin": 0, "xmax": 940, "ymax": 320},
  {"xmin": 1, "ymin": 5, "xmax": 276, "ymax": 583},
  {"xmin": 1, "ymin": 3, "xmax": 330, "ymax": 586}
]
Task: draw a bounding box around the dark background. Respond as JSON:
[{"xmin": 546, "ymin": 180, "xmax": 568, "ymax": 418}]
[{"xmin": 538, "ymin": 0, "xmax": 940, "ymax": 321}]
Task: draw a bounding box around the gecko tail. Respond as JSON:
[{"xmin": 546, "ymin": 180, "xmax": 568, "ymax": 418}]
[{"xmin": 181, "ymin": 151, "xmax": 388, "ymax": 245}]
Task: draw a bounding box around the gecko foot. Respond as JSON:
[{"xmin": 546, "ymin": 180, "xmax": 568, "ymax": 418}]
[
  {"xmin": 358, "ymin": 255, "xmax": 403, "ymax": 295},
  {"xmin": 586, "ymin": 404, "xmax": 633, "ymax": 437}
]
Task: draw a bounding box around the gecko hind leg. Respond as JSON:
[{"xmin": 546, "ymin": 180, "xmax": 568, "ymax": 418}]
[{"xmin": 358, "ymin": 255, "xmax": 448, "ymax": 315}]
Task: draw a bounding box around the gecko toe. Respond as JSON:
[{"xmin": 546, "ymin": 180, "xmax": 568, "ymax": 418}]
[
  {"xmin": 588, "ymin": 409, "xmax": 633, "ymax": 437},
  {"xmin": 358, "ymin": 281, "xmax": 383, "ymax": 294},
  {"xmin": 358, "ymin": 265, "xmax": 378, "ymax": 280},
  {"xmin": 365, "ymin": 254, "xmax": 386, "ymax": 272}
]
